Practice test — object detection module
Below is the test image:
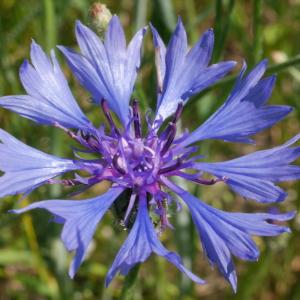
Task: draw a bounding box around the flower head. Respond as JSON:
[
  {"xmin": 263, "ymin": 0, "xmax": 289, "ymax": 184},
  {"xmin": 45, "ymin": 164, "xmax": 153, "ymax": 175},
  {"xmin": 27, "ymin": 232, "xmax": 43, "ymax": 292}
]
[{"xmin": 0, "ymin": 16, "xmax": 298, "ymax": 292}]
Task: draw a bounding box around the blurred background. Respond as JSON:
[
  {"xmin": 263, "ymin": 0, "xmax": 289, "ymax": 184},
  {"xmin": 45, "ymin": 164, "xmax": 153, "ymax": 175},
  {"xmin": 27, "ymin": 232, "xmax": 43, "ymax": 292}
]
[{"xmin": 1, "ymin": 0, "xmax": 300, "ymax": 299}]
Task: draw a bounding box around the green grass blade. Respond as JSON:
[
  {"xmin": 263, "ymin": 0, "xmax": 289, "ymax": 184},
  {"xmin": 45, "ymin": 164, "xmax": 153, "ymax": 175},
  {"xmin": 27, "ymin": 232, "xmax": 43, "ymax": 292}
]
[
  {"xmin": 213, "ymin": 0, "xmax": 235, "ymax": 62},
  {"xmin": 135, "ymin": 0, "xmax": 148, "ymax": 31},
  {"xmin": 252, "ymin": 0, "xmax": 263, "ymax": 65},
  {"xmin": 156, "ymin": 0, "xmax": 177, "ymax": 31}
]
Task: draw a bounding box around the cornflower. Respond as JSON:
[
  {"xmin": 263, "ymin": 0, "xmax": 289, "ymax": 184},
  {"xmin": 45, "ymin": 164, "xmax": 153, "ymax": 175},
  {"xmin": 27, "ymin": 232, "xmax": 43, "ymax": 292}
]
[{"xmin": 0, "ymin": 16, "xmax": 298, "ymax": 291}]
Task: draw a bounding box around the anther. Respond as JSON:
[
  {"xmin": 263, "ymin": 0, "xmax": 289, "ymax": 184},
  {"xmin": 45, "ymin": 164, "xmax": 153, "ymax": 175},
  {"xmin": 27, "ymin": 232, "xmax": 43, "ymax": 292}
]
[
  {"xmin": 79, "ymin": 131, "xmax": 99, "ymax": 150},
  {"xmin": 156, "ymin": 199, "xmax": 173, "ymax": 232},
  {"xmin": 101, "ymin": 99, "xmax": 120, "ymax": 136},
  {"xmin": 175, "ymin": 172, "xmax": 227, "ymax": 186},
  {"xmin": 172, "ymin": 101, "xmax": 184, "ymax": 124},
  {"xmin": 159, "ymin": 102, "xmax": 182, "ymax": 141},
  {"xmin": 192, "ymin": 176, "xmax": 228, "ymax": 186},
  {"xmin": 54, "ymin": 122, "xmax": 81, "ymax": 143},
  {"xmin": 160, "ymin": 123, "xmax": 177, "ymax": 156},
  {"xmin": 47, "ymin": 179, "xmax": 81, "ymax": 186},
  {"xmin": 132, "ymin": 99, "xmax": 142, "ymax": 138},
  {"xmin": 112, "ymin": 154, "xmax": 126, "ymax": 175},
  {"xmin": 158, "ymin": 158, "xmax": 182, "ymax": 174},
  {"xmin": 155, "ymin": 48, "xmax": 163, "ymax": 93},
  {"xmin": 123, "ymin": 193, "xmax": 137, "ymax": 225}
]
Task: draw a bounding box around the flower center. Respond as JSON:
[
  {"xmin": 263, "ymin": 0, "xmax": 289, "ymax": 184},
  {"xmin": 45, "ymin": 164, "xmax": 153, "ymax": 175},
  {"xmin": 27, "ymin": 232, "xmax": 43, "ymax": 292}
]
[
  {"xmin": 97, "ymin": 99, "xmax": 186, "ymax": 193},
  {"xmin": 51, "ymin": 99, "xmax": 224, "ymax": 231}
]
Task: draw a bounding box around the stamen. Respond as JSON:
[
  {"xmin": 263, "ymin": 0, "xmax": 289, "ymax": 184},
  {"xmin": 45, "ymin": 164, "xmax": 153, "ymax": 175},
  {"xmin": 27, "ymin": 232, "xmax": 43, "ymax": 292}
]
[
  {"xmin": 53, "ymin": 122, "xmax": 81, "ymax": 143},
  {"xmin": 193, "ymin": 177, "xmax": 224, "ymax": 185},
  {"xmin": 159, "ymin": 102, "xmax": 182, "ymax": 141},
  {"xmin": 160, "ymin": 123, "xmax": 176, "ymax": 156},
  {"xmin": 158, "ymin": 158, "xmax": 182, "ymax": 174},
  {"xmin": 172, "ymin": 101, "xmax": 184, "ymax": 124},
  {"xmin": 176, "ymin": 171, "xmax": 228, "ymax": 185},
  {"xmin": 47, "ymin": 179, "xmax": 80, "ymax": 186},
  {"xmin": 123, "ymin": 193, "xmax": 137, "ymax": 225},
  {"xmin": 101, "ymin": 99, "xmax": 120, "ymax": 136},
  {"xmin": 79, "ymin": 131, "xmax": 100, "ymax": 150},
  {"xmin": 113, "ymin": 154, "xmax": 126, "ymax": 175},
  {"xmin": 155, "ymin": 47, "xmax": 163, "ymax": 93},
  {"xmin": 157, "ymin": 198, "xmax": 173, "ymax": 232},
  {"xmin": 132, "ymin": 99, "xmax": 142, "ymax": 138}
]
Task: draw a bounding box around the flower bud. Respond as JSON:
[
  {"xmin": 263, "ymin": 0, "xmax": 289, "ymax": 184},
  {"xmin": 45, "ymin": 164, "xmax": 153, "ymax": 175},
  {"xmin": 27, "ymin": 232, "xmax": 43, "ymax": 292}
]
[{"xmin": 89, "ymin": 2, "xmax": 112, "ymax": 38}]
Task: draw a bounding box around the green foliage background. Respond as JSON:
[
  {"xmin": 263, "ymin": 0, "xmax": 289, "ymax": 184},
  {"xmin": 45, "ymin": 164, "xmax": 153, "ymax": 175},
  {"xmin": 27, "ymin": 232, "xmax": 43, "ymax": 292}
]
[{"xmin": 0, "ymin": 0, "xmax": 300, "ymax": 299}]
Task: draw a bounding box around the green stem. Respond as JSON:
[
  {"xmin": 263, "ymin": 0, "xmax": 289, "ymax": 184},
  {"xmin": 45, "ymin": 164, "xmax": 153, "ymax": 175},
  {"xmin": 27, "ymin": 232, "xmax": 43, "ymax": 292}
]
[
  {"xmin": 156, "ymin": 0, "xmax": 177, "ymax": 32},
  {"xmin": 119, "ymin": 264, "xmax": 140, "ymax": 300},
  {"xmin": 211, "ymin": 55, "xmax": 300, "ymax": 89},
  {"xmin": 184, "ymin": 0, "xmax": 197, "ymax": 43},
  {"xmin": 252, "ymin": 0, "xmax": 263, "ymax": 65},
  {"xmin": 43, "ymin": 0, "xmax": 62, "ymax": 198},
  {"xmin": 213, "ymin": 0, "xmax": 235, "ymax": 62},
  {"xmin": 266, "ymin": 55, "xmax": 300, "ymax": 74},
  {"xmin": 43, "ymin": 0, "xmax": 56, "ymax": 51},
  {"xmin": 135, "ymin": 0, "xmax": 148, "ymax": 32}
]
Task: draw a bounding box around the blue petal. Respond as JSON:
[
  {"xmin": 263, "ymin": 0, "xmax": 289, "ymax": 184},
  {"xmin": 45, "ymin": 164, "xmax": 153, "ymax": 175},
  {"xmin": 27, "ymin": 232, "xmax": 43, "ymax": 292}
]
[
  {"xmin": 152, "ymin": 19, "xmax": 235, "ymax": 121},
  {"xmin": 105, "ymin": 193, "xmax": 204, "ymax": 286},
  {"xmin": 57, "ymin": 46, "xmax": 103, "ymax": 102},
  {"xmin": 160, "ymin": 18, "xmax": 187, "ymax": 109},
  {"xmin": 126, "ymin": 27, "xmax": 147, "ymax": 99},
  {"xmin": 182, "ymin": 61, "xmax": 292, "ymax": 146},
  {"xmin": 150, "ymin": 23, "xmax": 167, "ymax": 92},
  {"xmin": 10, "ymin": 187, "xmax": 124, "ymax": 278},
  {"xmin": 195, "ymin": 134, "xmax": 300, "ymax": 203},
  {"xmin": 0, "ymin": 41, "xmax": 91, "ymax": 130},
  {"xmin": 0, "ymin": 129, "xmax": 79, "ymax": 197},
  {"xmin": 166, "ymin": 181, "xmax": 294, "ymax": 292},
  {"xmin": 68, "ymin": 18, "xmax": 146, "ymax": 126},
  {"xmin": 185, "ymin": 28, "xmax": 214, "ymax": 69},
  {"xmin": 104, "ymin": 15, "xmax": 127, "ymax": 72},
  {"xmin": 181, "ymin": 61, "xmax": 237, "ymax": 100}
]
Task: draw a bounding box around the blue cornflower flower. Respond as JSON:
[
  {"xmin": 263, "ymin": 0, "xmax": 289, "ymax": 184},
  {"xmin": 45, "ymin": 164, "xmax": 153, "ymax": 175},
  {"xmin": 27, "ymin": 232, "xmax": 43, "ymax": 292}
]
[{"xmin": 0, "ymin": 16, "xmax": 298, "ymax": 292}]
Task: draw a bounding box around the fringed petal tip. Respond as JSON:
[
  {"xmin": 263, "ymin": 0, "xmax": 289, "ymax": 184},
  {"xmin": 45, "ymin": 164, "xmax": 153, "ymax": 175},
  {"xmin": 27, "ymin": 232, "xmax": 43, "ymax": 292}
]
[
  {"xmin": 230, "ymin": 274, "xmax": 238, "ymax": 293},
  {"xmin": 149, "ymin": 23, "xmax": 158, "ymax": 41},
  {"xmin": 279, "ymin": 210, "xmax": 297, "ymax": 220},
  {"xmin": 105, "ymin": 274, "xmax": 113, "ymax": 288},
  {"xmin": 179, "ymin": 266, "xmax": 206, "ymax": 285},
  {"xmin": 68, "ymin": 269, "xmax": 75, "ymax": 279},
  {"xmin": 19, "ymin": 59, "xmax": 30, "ymax": 75},
  {"xmin": 276, "ymin": 191, "xmax": 288, "ymax": 203},
  {"xmin": 219, "ymin": 60, "xmax": 237, "ymax": 70},
  {"xmin": 75, "ymin": 19, "xmax": 84, "ymax": 32},
  {"xmin": 175, "ymin": 15, "xmax": 183, "ymax": 27},
  {"xmin": 250, "ymin": 58, "xmax": 268, "ymax": 75},
  {"xmin": 141, "ymin": 25, "xmax": 148, "ymax": 34}
]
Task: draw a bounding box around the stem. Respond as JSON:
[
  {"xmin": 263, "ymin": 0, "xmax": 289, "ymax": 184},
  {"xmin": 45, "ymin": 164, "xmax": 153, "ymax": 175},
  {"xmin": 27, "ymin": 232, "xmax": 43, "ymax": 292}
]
[
  {"xmin": 156, "ymin": 0, "xmax": 177, "ymax": 32},
  {"xmin": 252, "ymin": 0, "xmax": 263, "ymax": 65},
  {"xmin": 267, "ymin": 55, "xmax": 300, "ymax": 74},
  {"xmin": 213, "ymin": 0, "xmax": 235, "ymax": 62},
  {"xmin": 43, "ymin": 0, "xmax": 57, "ymax": 52},
  {"xmin": 184, "ymin": 0, "xmax": 197, "ymax": 43},
  {"xmin": 196, "ymin": 54, "xmax": 300, "ymax": 97},
  {"xmin": 135, "ymin": 0, "xmax": 148, "ymax": 32},
  {"xmin": 43, "ymin": 0, "xmax": 61, "ymax": 198},
  {"xmin": 119, "ymin": 264, "xmax": 140, "ymax": 300}
]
